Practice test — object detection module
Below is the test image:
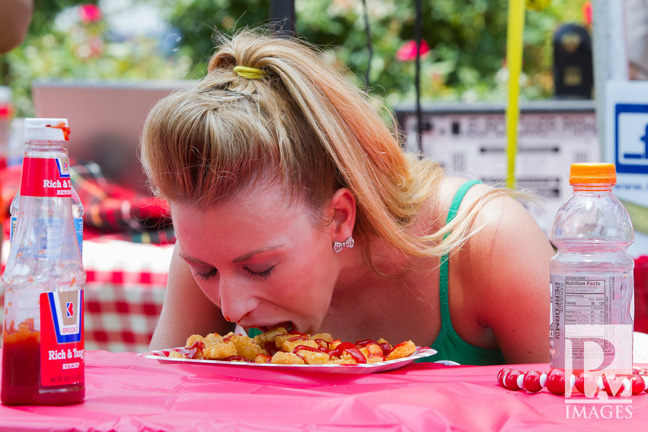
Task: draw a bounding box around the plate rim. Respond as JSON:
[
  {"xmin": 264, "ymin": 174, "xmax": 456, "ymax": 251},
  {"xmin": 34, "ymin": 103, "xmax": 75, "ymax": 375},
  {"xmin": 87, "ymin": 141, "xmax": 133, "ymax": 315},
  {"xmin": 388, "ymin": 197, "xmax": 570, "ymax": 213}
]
[{"xmin": 139, "ymin": 346, "xmax": 437, "ymax": 371}]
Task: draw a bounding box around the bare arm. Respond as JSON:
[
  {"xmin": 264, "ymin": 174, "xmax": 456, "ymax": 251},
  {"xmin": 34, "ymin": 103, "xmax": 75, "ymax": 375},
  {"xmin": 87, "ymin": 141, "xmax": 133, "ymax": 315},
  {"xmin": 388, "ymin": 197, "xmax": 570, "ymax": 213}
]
[
  {"xmin": 467, "ymin": 192, "xmax": 554, "ymax": 364},
  {"xmin": 0, "ymin": 0, "xmax": 33, "ymax": 54},
  {"xmin": 149, "ymin": 243, "xmax": 234, "ymax": 350}
]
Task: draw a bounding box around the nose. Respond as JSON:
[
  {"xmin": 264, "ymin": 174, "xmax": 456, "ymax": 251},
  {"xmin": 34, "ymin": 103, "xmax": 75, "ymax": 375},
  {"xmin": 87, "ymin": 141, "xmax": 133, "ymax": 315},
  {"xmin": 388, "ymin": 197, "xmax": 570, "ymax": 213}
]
[{"xmin": 218, "ymin": 277, "xmax": 257, "ymax": 324}]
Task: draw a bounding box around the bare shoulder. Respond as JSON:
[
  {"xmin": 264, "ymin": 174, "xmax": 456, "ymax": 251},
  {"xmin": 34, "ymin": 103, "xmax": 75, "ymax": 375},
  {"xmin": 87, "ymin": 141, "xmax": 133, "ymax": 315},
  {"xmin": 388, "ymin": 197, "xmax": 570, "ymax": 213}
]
[
  {"xmin": 432, "ymin": 176, "xmax": 549, "ymax": 256},
  {"xmin": 419, "ymin": 176, "xmax": 477, "ymax": 226},
  {"xmin": 415, "ymin": 176, "xmax": 529, "ymax": 246},
  {"xmin": 451, "ymin": 179, "xmax": 554, "ymax": 363}
]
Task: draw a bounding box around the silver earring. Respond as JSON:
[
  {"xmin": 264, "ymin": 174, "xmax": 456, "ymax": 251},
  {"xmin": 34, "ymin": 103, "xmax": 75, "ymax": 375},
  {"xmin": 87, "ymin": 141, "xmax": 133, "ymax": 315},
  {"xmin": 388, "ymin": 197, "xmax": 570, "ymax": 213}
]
[{"xmin": 333, "ymin": 236, "xmax": 354, "ymax": 253}]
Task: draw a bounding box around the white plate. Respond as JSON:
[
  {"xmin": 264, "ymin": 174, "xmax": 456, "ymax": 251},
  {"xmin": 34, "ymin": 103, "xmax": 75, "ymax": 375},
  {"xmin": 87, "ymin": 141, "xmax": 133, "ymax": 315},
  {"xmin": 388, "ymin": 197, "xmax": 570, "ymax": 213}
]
[{"xmin": 140, "ymin": 347, "xmax": 437, "ymax": 374}]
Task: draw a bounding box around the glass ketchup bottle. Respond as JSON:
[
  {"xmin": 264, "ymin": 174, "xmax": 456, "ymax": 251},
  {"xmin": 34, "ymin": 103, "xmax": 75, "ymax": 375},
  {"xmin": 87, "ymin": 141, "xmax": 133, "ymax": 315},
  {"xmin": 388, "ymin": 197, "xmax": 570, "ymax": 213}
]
[{"xmin": 1, "ymin": 118, "xmax": 86, "ymax": 406}]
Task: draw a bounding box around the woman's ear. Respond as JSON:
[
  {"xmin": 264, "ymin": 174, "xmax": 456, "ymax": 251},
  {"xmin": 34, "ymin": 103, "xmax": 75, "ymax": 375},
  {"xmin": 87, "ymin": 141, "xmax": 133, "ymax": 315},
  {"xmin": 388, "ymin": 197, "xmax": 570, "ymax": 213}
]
[{"xmin": 328, "ymin": 188, "xmax": 356, "ymax": 243}]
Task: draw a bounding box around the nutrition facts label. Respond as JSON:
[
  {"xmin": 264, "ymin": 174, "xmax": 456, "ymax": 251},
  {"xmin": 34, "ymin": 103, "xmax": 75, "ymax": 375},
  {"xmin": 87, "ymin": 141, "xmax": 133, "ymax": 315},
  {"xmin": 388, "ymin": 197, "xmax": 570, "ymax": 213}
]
[
  {"xmin": 565, "ymin": 278, "xmax": 607, "ymax": 325},
  {"xmin": 550, "ymin": 272, "xmax": 633, "ymax": 370}
]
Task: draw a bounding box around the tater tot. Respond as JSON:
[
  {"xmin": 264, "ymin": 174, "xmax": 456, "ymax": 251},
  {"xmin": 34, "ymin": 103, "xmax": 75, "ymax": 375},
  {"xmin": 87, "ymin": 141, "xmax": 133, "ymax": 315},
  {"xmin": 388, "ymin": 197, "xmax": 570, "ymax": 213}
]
[
  {"xmin": 230, "ymin": 335, "xmax": 266, "ymax": 361},
  {"xmin": 310, "ymin": 333, "xmax": 333, "ymax": 342},
  {"xmin": 330, "ymin": 354, "xmax": 357, "ymax": 365},
  {"xmin": 254, "ymin": 353, "xmax": 272, "ymax": 363},
  {"xmin": 271, "ymin": 351, "xmax": 305, "ymax": 365},
  {"xmin": 281, "ymin": 339, "xmax": 318, "ymax": 353},
  {"xmin": 203, "ymin": 341, "xmax": 237, "ymax": 360},
  {"xmin": 360, "ymin": 343, "xmax": 384, "ymax": 359},
  {"xmin": 168, "ymin": 350, "xmax": 186, "ymax": 359},
  {"xmin": 360, "ymin": 345, "xmax": 384, "ymax": 363},
  {"xmin": 274, "ymin": 333, "xmax": 309, "ymax": 349},
  {"xmin": 328, "ymin": 339, "xmax": 342, "ymax": 351},
  {"xmin": 377, "ymin": 338, "xmax": 392, "ymax": 351},
  {"xmin": 185, "ymin": 334, "xmax": 205, "ymax": 347},
  {"xmin": 296, "ymin": 349, "xmax": 330, "ymax": 365},
  {"xmin": 254, "ymin": 327, "xmax": 287, "ymax": 348},
  {"xmin": 386, "ymin": 340, "xmax": 416, "ymax": 360},
  {"xmin": 204, "ymin": 333, "xmax": 224, "ymax": 347}
]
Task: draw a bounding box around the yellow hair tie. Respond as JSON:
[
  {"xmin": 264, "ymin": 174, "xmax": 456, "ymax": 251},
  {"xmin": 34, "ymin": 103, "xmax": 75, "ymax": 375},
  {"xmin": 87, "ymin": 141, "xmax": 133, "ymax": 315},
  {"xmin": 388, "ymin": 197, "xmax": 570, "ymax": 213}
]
[{"xmin": 233, "ymin": 65, "xmax": 266, "ymax": 79}]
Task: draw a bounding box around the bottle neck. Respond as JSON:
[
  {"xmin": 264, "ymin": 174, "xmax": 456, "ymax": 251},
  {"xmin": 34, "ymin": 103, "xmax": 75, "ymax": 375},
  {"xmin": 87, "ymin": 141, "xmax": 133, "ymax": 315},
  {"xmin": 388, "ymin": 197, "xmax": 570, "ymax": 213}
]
[
  {"xmin": 25, "ymin": 140, "xmax": 68, "ymax": 158},
  {"xmin": 572, "ymin": 183, "xmax": 614, "ymax": 193}
]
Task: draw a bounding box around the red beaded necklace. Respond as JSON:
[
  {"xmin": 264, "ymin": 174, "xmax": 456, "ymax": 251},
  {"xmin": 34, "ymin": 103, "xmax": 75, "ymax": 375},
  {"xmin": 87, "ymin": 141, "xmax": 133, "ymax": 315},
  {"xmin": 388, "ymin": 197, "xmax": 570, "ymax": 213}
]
[{"xmin": 497, "ymin": 367, "xmax": 648, "ymax": 396}]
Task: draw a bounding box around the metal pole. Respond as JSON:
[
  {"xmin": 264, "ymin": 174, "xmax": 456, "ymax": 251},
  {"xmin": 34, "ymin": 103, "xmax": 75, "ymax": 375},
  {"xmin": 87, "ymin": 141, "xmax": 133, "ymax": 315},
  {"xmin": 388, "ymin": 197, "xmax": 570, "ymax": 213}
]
[
  {"xmin": 591, "ymin": 0, "xmax": 629, "ymax": 155},
  {"xmin": 269, "ymin": 0, "xmax": 296, "ymax": 36},
  {"xmin": 415, "ymin": 0, "xmax": 423, "ymax": 156}
]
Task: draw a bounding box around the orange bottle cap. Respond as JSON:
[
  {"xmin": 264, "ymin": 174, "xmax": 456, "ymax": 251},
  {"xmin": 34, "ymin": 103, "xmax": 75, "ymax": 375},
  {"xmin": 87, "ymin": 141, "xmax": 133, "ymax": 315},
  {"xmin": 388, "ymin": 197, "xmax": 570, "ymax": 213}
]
[{"xmin": 569, "ymin": 163, "xmax": 616, "ymax": 185}]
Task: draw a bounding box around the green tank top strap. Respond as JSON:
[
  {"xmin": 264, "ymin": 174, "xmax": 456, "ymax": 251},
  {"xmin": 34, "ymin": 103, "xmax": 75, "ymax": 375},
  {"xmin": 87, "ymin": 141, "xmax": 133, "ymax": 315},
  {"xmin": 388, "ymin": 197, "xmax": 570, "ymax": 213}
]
[
  {"xmin": 426, "ymin": 179, "xmax": 505, "ymax": 365},
  {"xmin": 439, "ymin": 180, "xmax": 481, "ymax": 318},
  {"xmin": 443, "ymin": 180, "xmax": 482, "ymax": 232}
]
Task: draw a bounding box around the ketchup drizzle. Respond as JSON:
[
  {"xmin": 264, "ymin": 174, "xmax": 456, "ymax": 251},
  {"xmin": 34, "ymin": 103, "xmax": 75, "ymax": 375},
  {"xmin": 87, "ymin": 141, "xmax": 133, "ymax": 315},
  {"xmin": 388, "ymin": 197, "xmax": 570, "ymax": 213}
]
[
  {"xmin": 328, "ymin": 342, "xmax": 367, "ymax": 364},
  {"xmin": 292, "ymin": 345, "xmax": 325, "ymax": 362},
  {"xmin": 176, "ymin": 341, "xmax": 205, "ymax": 359}
]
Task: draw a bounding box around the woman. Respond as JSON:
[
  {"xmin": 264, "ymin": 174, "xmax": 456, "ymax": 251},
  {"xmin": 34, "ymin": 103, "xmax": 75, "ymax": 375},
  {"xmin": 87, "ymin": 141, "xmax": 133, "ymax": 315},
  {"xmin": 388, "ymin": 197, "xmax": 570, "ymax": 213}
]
[{"xmin": 142, "ymin": 30, "xmax": 554, "ymax": 365}]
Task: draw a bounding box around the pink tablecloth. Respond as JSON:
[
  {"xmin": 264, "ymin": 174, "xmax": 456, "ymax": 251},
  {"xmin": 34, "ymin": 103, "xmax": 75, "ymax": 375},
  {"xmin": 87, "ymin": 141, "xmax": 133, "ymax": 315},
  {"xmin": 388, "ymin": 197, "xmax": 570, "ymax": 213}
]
[{"xmin": 0, "ymin": 351, "xmax": 646, "ymax": 431}]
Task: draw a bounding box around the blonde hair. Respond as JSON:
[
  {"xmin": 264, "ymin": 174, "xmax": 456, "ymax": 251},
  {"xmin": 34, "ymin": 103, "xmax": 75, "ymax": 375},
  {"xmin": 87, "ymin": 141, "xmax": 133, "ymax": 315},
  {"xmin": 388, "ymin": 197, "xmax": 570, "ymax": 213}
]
[{"xmin": 141, "ymin": 29, "xmax": 504, "ymax": 267}]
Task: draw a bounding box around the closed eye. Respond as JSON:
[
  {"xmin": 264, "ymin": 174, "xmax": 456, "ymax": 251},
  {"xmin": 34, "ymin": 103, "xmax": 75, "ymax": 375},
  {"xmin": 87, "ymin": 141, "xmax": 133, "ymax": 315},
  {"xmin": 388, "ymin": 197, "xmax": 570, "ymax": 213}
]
[
  {"xmin": 245, "ymin": 266, "xmax": 275, "ymax": 280},
  {"xmin": 194, "ymin": 268, "xmax": 218, "ymax": 281}
]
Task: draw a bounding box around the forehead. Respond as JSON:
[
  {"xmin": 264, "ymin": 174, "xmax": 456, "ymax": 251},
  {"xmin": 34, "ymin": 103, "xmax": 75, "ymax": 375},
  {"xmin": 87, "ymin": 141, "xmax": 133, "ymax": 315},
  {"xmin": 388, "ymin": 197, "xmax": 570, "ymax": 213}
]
[
  {"xmin": 173, "ymin": 180, "xmax": 286, "ymax": 219},
  {"xmin": 169, "ymin": 181, "xmax": 316, "ymax": 250}
]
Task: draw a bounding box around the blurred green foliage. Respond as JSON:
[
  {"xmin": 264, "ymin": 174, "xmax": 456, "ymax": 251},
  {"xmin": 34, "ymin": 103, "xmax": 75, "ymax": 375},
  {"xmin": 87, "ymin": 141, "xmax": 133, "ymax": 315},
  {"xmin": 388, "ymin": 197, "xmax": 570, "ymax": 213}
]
[
  {"xmin": 1, "ymin": 0, "xmax": 589, "ymax": 117},
  {"xmin": 288, "ymin": 0, "xmax": 588, "ymax": 104},
  {"xmin": 1, "ymin": 0, "xmax": 192, "ymax": 116}
]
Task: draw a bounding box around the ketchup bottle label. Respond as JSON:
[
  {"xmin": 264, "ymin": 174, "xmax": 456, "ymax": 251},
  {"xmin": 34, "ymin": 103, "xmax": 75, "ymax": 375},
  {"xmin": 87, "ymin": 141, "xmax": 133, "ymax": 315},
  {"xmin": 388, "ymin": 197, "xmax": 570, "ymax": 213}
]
[
  {"xmin": 39, "ymin": 290, "xmax": 84, "ymax": 387},
  {"xmin": 21, "ymin": 157, "xmax": 72, "ymax": 198}
]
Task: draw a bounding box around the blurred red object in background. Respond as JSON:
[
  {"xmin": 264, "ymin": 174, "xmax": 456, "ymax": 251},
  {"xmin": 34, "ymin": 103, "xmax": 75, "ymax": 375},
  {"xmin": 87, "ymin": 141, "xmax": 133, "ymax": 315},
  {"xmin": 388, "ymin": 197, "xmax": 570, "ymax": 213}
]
[
  {"xmin": 79, "ymin": 4, "xmax": 102, "ymax": 24},
  {"xmin": 396, "ymin": 39, "xmax": 430, "ymax": 62},
  {"xmin": 635, "ymin": 256, "xmax": 648, "ymax": 334}
]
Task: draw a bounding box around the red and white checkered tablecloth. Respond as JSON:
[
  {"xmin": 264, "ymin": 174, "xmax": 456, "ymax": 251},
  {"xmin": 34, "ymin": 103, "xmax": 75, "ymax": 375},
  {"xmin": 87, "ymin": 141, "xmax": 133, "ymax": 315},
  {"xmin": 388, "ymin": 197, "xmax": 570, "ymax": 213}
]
[{"xmin": 0, "ymin": 238, "xmax": 173, "ymax": 353}]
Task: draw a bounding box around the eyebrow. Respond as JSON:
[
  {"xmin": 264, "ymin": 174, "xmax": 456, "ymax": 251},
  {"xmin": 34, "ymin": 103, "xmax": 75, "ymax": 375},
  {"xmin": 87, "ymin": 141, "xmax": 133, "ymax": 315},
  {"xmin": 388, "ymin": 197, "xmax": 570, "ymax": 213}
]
[
  {"xmin": 179, "ymin": 245, "xmax": 283, "ymax": 266},
  {"xmin": 232, "ymin": 245, "xmax": 282, "ymax": 263}
]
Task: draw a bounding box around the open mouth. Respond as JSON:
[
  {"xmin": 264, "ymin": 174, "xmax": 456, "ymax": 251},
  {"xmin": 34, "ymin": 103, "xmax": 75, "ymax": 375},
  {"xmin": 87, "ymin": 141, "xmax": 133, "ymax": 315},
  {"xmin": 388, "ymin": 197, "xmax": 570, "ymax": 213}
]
[{"xmin": 258, "ymin": 321, "xmax": 294, "ymax": 333}]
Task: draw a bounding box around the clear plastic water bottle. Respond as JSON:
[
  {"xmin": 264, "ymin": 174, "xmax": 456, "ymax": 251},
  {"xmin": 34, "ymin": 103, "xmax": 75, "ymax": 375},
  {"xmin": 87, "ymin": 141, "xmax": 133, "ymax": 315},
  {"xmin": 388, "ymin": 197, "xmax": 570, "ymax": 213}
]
[
  {"xmin": 1, "ymin": 118, "xmax": 86, "ymax": 406},
  {"xmin": 7, "ymin": 117, "xmax": 25, "ymax": 167},
  {"xmin": 549, "ymin": 163, "xmax": 634, "ymax": 379},
  {"xmin": 10, "ymin": 184, "xmax": 84, "ymax": 254},
  {"xmin": 9, "ymin": 131, "xmax": 84, "ymax": 255}
]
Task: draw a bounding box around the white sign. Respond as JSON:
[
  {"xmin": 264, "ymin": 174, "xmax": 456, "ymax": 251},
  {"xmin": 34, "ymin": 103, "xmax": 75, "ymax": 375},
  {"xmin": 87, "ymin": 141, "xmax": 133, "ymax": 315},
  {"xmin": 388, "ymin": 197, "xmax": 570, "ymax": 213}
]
[
  {"xmin": 606, "ymin": 81, "xmax": 648, "ymax": 257},
  {"xmin": 400, "ymin": 103, "xmax": 600, "ymax": 234}
]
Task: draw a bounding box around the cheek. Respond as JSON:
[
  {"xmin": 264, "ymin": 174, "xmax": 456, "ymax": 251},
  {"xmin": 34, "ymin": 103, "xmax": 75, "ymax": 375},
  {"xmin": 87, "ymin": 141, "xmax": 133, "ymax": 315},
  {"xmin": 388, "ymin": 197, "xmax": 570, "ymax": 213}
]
[
  {"xmin": 291, "ymin": 230, "xmax": 330, "ymax": 269},
  {"xmin": 287, "ymin": 242, "xmax": 336, "ymax": 302},
  {"xmin": 193, "ymin": 279, "xmax": 222, "ymax": 307}
]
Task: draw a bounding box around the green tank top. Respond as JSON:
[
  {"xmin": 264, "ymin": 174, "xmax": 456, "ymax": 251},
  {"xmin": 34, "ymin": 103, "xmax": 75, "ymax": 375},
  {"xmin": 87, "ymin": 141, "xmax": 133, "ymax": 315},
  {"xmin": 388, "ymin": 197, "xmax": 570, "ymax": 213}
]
[
  {"xmin": 248, "ymin": 180, "xmax": 504, "ymax": 365},
  {"xmin": 419, "ymin": 179, "xmax": 505, "ymax": 365}
]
